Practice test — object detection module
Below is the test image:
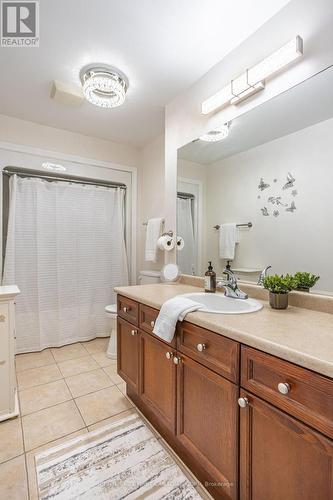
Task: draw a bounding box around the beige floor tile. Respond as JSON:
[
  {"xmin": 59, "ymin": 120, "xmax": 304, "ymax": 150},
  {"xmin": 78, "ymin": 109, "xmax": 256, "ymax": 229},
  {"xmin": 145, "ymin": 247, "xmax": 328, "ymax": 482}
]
[
  {"xmin": 51, "ymin": 343, "xmax": 87, "ymax": 363},
  {"xmin": 87, "ymin": 408, "xmax": 137, "ymax": 431},
  {"xmin": 19, "ymin": 379, "xmax": 72, "ymax": 416},
  {"xmin": 26, "ymin": 429, "xmax": 88, "ymax": 500},
  {"xmin": 82, "ymin": 337, "xmax": 109, "ymax": 354},
  {"xmin": 91, "ymin": 351, "xmax": 115, "ymax": 367},
  {"xmin": 0, "ymin": 455, "xmax": 28, "ymax": 500},
  {"xmin": 65, "ymin": 368, "xmax": 112, "ymax": 398},
  {"xmin": 57, "ymin": 355, "xmax": 99, "ymax": 378},
  {"xmin": 0, "ymin": 417, "xmax": 24, "ymax": 464},
  {"xmin": 22, "ymin": 400, "xmax": 85, "ymax": 451},
  {"xmin": 17, "ymin": 364, "xmax": 62, "ymax": 390},
  {"xmin": 117, "ymin": 381, "xmax": 127, "ymax": 395},
  {"xmin": 75, "ymin": 386, "xmax": 132, "ymax": 426},
  {"xmin": 103, "ymin": 364, "xmax": 124, "ymax": 384},
  {"xmin": 15, "ymin": 349, "xmax": 55, "ymax": 372}
]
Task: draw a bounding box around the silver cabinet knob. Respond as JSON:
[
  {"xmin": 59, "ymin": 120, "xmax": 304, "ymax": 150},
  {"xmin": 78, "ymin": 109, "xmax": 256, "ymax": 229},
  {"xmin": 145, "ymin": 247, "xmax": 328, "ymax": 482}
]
[
  {"xmin": 123, "ymin": 306, "xmax": 130, "ymax": 313},
  {"xmin": 0, "ymin": 314, "xmax": 6, "ymax": 322},
  {"xmin": 238, "ymin": 397, "xmax": 249, "ymax": 408},
  {"xmin": 131, "ymin": 329, "xmax": 138, "ymax": 336},
  {"xmin": 165, "ymin": 352, "xmax": 173, "ymax": 360},
  {"xmin": 278, "ymin": 382, "xmax": 291, "ymax": 395},
  {"xmin": 173, "ymin": 356, "xmax": 181, "ymax": 365},
  {"xmin": 196, "ymin": 343, "xmax": 206, "ymax": 352},
  {"xmin": 150, "ymin": 320, "xmax": 155, "ymax": 328}
]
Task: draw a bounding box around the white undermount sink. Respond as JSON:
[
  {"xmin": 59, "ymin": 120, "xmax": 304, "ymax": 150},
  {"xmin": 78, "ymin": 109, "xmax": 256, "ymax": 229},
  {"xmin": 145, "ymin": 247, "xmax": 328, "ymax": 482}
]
[{"xmin": 181, "ymin": 292, "xmax": 263, "ymax": 314}]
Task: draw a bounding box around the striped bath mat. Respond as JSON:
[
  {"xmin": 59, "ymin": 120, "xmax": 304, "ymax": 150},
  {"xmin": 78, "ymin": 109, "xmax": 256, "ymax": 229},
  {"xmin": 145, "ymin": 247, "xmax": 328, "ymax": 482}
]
[{"xmin": 35, "ymin": 412, "xmax": 202, "ymax": 499}]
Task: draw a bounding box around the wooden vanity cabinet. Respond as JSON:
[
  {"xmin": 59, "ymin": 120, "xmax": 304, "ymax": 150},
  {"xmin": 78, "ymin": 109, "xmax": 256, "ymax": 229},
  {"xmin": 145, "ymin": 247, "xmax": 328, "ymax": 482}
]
[
  {"xmin": 177, "ymin": 354, "xmax": 239, "ymax": 500},
  {"xmin": 117, "ymin": 295, "xmax": 333, "ymax": 500},
  {"xmin": 139, "ymin": 330, "xmax": 177, "ymax": 433},
  {"xmin": 239, "ymin": 390, "xmax": 333, "ymax": 500},
  {"xmin": 117, "ymin": 317, "xmax": 140, "ymax": 393}
]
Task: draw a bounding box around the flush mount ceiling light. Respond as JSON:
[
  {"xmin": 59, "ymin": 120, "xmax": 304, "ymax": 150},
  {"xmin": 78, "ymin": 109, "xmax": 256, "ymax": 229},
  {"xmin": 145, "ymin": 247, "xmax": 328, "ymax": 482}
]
[
  {"xmin": 200, "ymin": 123, "xmax": 229, "ymax": 142},
  {"xmin": 80, "ymin": 65, "xmax": 128, "ymax": 109},
  {"xmin": 201, "ymin": 36, "xmax": 303, "ymax": 115}
]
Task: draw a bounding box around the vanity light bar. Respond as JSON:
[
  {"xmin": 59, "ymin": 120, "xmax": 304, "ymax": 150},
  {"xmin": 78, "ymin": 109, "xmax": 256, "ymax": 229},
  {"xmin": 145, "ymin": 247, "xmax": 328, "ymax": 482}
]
[{"xmin": 201, "ymin": 36, "xmax": 303, "ymax": 114}]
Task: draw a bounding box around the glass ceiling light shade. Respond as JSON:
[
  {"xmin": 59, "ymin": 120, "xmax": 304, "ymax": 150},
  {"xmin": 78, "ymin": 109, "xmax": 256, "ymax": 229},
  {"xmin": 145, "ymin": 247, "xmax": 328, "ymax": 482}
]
[
  {"xmin": 200, "ymin": 123, "xmax": 229, "ymax": 142},
  {"xmin": 201, "ymin": 36, "xmax": 303, "ymax": 114},
  {"xmin": 80, "ymin": 65, "xmax": 128, "ymax": 109}
]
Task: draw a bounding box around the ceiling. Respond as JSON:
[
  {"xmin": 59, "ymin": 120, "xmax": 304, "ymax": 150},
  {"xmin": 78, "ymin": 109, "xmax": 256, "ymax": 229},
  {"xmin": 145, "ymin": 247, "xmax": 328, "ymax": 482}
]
[
  {"xmin": 0, "ymin": 0, "xmax": 290, "ymax": 147},
  {"xmin": 178, "ymin": 65, "xmax": 333, "ymax": 164}
]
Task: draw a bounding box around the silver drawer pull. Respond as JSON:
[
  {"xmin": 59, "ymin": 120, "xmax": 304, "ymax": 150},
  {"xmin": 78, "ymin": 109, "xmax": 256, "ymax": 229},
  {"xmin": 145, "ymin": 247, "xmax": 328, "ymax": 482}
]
[
  {"xmin": 196, "ymin": 343, "xmax": 206, "ymax": 352},
  {"xmin": 0, "ymin": 314, "xmax": 6, "ymax": 322},
  {"xmin": 165, "ymin": 352, "xmax": 173, "ymax": 360},
  {"xmin": 173, "ymin": 356, "xmax": 182, "ymax": 365},
  {"xmin": 238, "ymin": 397, "xmax": 249, "ymax": 408},
  {"xmin": 150, "ymin": 320, "xmax": 155, "ymax": 328},
  {"xmin": 131, "ymin": 329, "xmax": 138, "ymax": 336},
  {"xmin": 123, "ymin": 306, "xmax": 130, "ymax": 313},
  {"xmin": 277, "ymin": 382, "xmax": 291, "ymax": 395}
]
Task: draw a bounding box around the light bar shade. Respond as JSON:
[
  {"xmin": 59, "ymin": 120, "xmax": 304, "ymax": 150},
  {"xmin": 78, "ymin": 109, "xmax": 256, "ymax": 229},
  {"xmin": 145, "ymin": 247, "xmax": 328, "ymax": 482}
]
[{"xmin": 201, "ymin": 36, "xmax": 303, "ymax": 115}]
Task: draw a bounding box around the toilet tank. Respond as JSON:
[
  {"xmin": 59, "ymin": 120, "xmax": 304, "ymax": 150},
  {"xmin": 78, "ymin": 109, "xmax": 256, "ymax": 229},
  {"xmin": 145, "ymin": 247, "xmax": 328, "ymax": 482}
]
[{"xmin": 138, "ymin": 270, "xmax": 161, "ymax": 284}]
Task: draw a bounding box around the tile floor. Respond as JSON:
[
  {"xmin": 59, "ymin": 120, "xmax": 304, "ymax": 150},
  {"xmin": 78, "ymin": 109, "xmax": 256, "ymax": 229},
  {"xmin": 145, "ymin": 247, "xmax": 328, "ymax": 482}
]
[{"xmin": 0, "ymin": 338, "xmax": 209, "ymax": 499}]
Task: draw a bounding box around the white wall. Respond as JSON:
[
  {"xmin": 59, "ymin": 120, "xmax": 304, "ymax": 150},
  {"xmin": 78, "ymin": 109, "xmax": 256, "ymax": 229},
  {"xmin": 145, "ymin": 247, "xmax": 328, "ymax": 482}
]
[
  {"xmin": 204, "ymin": 117, "xmax": 333, "ymax": 293},
  {"xmin": 0, "ymin": 114, "xmax": 139, "ymax": 167},
  {"xmin": 165, "ymin": 0, "xmax": 333, "ymax": 257},
  {"xmin": 137, "ymin": 134, "xmax": 165, "ymax": 275}
]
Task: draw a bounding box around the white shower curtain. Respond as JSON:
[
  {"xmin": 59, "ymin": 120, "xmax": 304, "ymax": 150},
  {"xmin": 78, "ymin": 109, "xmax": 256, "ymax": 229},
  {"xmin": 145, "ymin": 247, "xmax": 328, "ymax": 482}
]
[
  {"xmin": 3, "ymin": 175, "xmax": 129, "ymax": 353},
  {"xmin": 177, "ymin": 197, "xmax": 195, "ymax": 275}
]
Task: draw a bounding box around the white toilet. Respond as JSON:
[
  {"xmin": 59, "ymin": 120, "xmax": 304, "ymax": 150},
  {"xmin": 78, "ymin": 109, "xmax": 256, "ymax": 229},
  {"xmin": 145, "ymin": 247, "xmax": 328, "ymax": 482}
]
[
  {"xmin": 105, "ymin": 271, "xmax": 161, "ymax": 359},
  {"xmin": 138, "ymin": 270, "xmax": 161, "ymax": 284},
  {"xmin": 105, "ymin": 304, "xmax": 117, "ymax": 359}
]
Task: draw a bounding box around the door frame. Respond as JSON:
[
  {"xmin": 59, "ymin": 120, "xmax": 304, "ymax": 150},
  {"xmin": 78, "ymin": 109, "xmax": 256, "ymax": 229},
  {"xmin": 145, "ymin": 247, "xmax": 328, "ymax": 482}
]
[
  {"xmin": 177, "ymin": 176, "xmax": 203, "ymax": 275},
  {"xmin": 0, "ymin": 140, "xmax": 137, "ymax": 284}
]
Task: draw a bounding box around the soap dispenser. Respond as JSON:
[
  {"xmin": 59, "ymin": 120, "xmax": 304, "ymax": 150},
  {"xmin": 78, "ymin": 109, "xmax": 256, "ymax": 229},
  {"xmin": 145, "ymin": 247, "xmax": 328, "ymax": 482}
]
[{"xmin": 205, "ymin": 262, "xmax": 216, "ymax": 293}]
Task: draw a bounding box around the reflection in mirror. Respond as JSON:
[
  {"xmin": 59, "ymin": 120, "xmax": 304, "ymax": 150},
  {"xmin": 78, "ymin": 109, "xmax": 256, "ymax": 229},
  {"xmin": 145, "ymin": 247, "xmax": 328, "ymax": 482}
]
[{"xmin": 177, "ymin": 65, "xmax": 333, "ymax": 294}]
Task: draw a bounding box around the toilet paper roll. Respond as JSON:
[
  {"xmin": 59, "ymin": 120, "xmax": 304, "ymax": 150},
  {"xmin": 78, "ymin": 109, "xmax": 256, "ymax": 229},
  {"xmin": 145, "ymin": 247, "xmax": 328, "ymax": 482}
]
[
  {"xmin": 176, "ymin": 236, "xmax": 185, "ymax": 251},
  {"xmin": 157, "ymin": 235, "xmax": 175, "ymax": 251}
]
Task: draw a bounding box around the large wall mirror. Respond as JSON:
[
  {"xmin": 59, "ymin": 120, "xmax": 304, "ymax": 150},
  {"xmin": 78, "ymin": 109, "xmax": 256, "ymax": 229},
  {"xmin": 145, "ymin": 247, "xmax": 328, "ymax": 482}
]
[{"xmin": 177, "ymin": 65, "xmax": 333, "ymax": 294}]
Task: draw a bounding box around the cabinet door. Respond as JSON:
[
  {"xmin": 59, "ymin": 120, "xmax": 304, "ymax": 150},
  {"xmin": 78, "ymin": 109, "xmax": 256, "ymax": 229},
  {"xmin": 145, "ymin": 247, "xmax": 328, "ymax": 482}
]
[
  {"xmin": 177, "ymin": 354, "xmax": 239, "ymax": 500},
  {"xmin": 139, "ymin": 331, "xmax": 176, "ymax": 433},
  {"xmin": 0, "ymin": 303, "xmax": 10, "ymax": 415},
  {"xmin": 117, "ymin": 318, "xmax": 140, "ymax": 393},
  {"xmin": 239, "ymin": 390, "xmax": 333, "ymax": 500}
]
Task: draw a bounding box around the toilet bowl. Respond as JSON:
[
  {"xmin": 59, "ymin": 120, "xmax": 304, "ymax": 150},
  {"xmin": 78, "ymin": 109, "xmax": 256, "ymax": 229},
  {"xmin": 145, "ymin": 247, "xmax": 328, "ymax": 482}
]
[
  {"xmin": 105, "ymin": 304, "xmax": 117, "ymax": 359},
  {"xmin": 138, "ymin": 270, "xmax": 161, "ymax": 284}
]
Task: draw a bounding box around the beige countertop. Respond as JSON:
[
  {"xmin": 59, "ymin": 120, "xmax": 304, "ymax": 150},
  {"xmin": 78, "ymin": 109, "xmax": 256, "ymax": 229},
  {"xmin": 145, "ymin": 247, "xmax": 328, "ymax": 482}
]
[{"xmin": 115, "ymin": 283, "xmax": 333, "ymax": 379}]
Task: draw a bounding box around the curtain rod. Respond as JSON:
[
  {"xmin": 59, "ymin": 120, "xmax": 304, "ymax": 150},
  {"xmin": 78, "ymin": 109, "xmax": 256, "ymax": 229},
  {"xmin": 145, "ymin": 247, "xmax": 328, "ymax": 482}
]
[
  {"xmin": 2, "ymin": 167, "xmax": 127, "ymax": 190},
  {"xmin": 177, "ymin": 191, "xmax": 195, "ymax": 200}
]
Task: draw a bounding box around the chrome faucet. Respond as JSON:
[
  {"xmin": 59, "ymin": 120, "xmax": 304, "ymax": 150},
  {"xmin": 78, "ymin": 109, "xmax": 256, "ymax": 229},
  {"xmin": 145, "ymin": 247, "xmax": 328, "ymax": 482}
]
[
  {"xmin": 257, "ymin": 265, "xmax": 272, "ymax": 286},
  {"xmin": 217, "ymin": 268, "xmax": 248, "ymax": 300}
]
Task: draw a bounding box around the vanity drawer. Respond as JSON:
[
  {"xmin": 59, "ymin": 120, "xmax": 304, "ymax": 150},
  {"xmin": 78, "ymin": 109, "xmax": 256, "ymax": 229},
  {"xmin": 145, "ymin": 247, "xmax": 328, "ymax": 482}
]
[
  {"xmin": 177, "ymin": 322, "xmax": 239, "ymax": 383},
  {"xmin": 117, "ymin": 295, "xmax": 139, "ymax": 326},
  {"xmin": 241, "ymin": 346, "xmax": 333, "ymax": 439},
  {"xmin": 139, "ymin": 304, "xmax": 176, "ymax": 347}
]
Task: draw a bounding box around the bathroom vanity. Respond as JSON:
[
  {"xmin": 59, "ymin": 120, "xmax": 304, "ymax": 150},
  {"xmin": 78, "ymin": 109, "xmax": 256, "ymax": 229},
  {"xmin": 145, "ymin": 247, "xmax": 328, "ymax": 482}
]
[{"xmin": 116, "ymin": 284, "xmax": 333, "ymax": 500}]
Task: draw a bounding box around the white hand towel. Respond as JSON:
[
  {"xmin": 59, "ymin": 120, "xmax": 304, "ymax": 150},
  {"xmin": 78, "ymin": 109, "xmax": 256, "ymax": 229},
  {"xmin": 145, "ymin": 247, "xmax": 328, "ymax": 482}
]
[
  {"xmin": 153, "ymin": 297, "xmax": 202, "ymax": 343},
  {"xmin": 219, "ymin": 223, "xmax": 239, "ymax": 260},
  {"xmin": 145, "ymin": 218, "xmax": 163, "ymax": 262}
]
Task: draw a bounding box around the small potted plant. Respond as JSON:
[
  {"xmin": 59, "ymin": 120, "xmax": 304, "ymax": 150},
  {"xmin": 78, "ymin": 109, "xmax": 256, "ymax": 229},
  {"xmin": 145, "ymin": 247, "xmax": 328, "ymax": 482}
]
[
  {"xmin": 294, "ymin": 272, "xmax": 320, "ymax": 292},
  {"xmin": 263, "ymin": 274, "xmax": 297, "ymax": 310}
]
